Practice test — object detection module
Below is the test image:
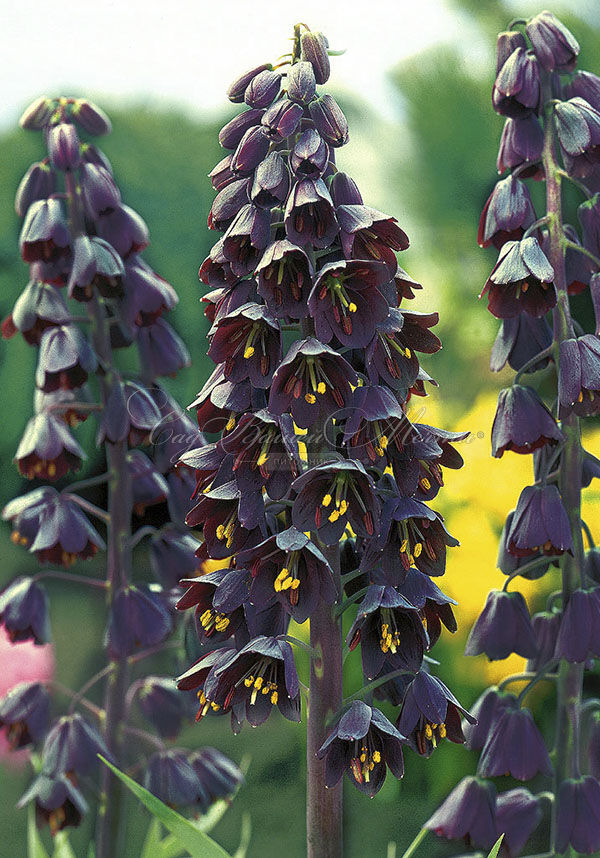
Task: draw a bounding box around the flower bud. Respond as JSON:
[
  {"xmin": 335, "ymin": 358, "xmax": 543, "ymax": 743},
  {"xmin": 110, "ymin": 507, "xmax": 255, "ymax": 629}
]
[
  {"xmin": 208, "ymin": 177, "xmax": 250, "ymax": 230},
  {"xmin": 261, "ymin": 97, "xmax": 303, "ymax": 140},
  {"xmin": 42, "ymin": 713, "xmax": 110, "ymax": 776},
  {"xmin": 47, "ymin": 123, "xmax": 80, "ymax": 171},
  {"xmin": 287, "ymin": 61, "xmax": 317, "ymax": 104},
  {"xmin": 244, "ymin": 68, "xmax": 281, "ymax": 108},
  {"xmin": 497, "ymin": 115, "xmax": 544, "ymax": 175},
  {"xmin": 493, "ymin": 48, "xmax": 541, "ymax": 118},
  {"xmin": 219, "ymin": 107, "xmax": 263, "ymax": 150},
  {"xmin": 209, "ymin": 153, "xmax": 235, "ymax": 190},
  {"xmin": 330, "ymin": 171, "xmax": 363, "ymax": 205},
  {"xmin": 0, "ymin": 577, "xmax": 50, "ymax": 645},
  {"xmin": 0, "ymin": 681, "xmax": 50, "ymax": 749},
  {"xmin": 79, "ymin": 162, "xmax": 121, "ymax": 219},
  {"xmin": 129, "ymin": 450, "xmax": 169, "ymax": 514},
  {"xmin": 300, "ymin": 31, "xmax": 330, "ymax": 84},
  {"xmin": 230, "ymin": 125, "xmax": 270, "ymax": 173},
  {"xmin": 144, "ymin": 750, "xmax": 201, "ymax": 807},
  {"xmin": 526, "ymin": 11, "xmax": 579, "ymax": 72},
  {"xmin": 71, "ymin": 98, "xmax": 112, "ymax": 135},
  {"xmin": 20, "ymin": 97, "xmax": 54, "ymax": 130},
  {"xmin": 309, "ymin": 94, "xmax": 349, "ymax": 147},
  {"xmin": 150, "ymin": 526, "xmax": 200, "ymax": 588},
  {"xmin": 496, "ymin": 31, "xmax": 527, "ymax": 73},
  {"xmin": 15, "ymin": 162, "xmax": 56, "ymax": 218},
  {"xmin": 227, "ymin": 63, "xmax": 271, "ymax": 103},
  {"xmin": 189, "ymin": 748, "xmax": 244, "ymax": 812},
  {"xmin": 136, "ymin": 319, "xmax": 191, "ymax": 377}
]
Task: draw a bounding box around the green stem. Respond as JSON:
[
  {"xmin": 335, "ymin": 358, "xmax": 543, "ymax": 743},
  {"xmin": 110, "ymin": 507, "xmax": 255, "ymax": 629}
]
[{"xmin": 399, "ymin": 827, "xmax": 429, "ymax": 858}]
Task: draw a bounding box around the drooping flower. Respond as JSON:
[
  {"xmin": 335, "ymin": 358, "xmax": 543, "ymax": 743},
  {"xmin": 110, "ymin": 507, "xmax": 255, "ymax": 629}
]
[
  {"xmin": 19, "ymin": 198, "xmax": 70, "ymax": 264},
  {"xmin": 463, "ymin": 686, "xmax": 518, "ymax": 752},
  {"xmin": 554, "ymin": 588, "xmax": 600, "ymax": 663},
  {"xmin": 558, "ymin": 334, "xmax": 600, "ymax": 417},
  {"xmin": 104, "ymin": 585, "xmax": 172, "ymax": 658},
  {"xmin": 144, "ymin": 750, "xmax": 204, "ymax": 809},
  {"xmin": 397, "ymin": 671, "xmax": 474, "ymax": 757},
  {"xmin": 480, "ymin": 237, "xmax": 555, "ymax": 318},
  {"xmin": 134, "ymin": 677, "xmax": 186, "ymax": 740},
  {"xmin": 491, "ymin": 384, "xmax": 563, "ymax": 456},
  {"xmin": 2, "ymin": 279, "xmax": 69, "ymax": 345},
  {"xmin": 255, "ymin": 239, "xmax": 312, "ymax": 319},
  {"xmin": 185, "ymin": 480, "xmax": 264, "ymax": 560},
  {"xmin": 208, "ymin": 303, "xmax": 281, "ymax": 389},
  {"xmin": 284, "ymin": 178, "xmax": 339, "ymax": 249},
  {"xmin": 478, "ymin": 175, "xmax": 536, "ymax": 249},
  {"xmin": 15, "ymin": 412, "xmax": 86, "ymax": 480},
  {"xmin": 495, "ymin": 788, "xmax": 543, "ymax": 858},
  {"xmin": 0, "ymin": 682, "xmax": 50, "ymax": 749},
  {"xmin": 492, "ymin": 47, "xmax": 541, "ymax": 118},
  {"xmin": 555, "ymin": 776, "xmax": 600, "ymax": 855},
  {"xmin": 0, "ymin": 577, "xmax": 50, "ymax": 644},
  {"xmin": 35, "ymin": 325, "xmax": 97, "ymax": 392},
  {"xmin": 18, "ymin": 773, "xmax": 87, "ymax": 833},
  {"xmin": 176, "ymin": 568, "xmax": 249, "ymax": 646},
  {"xmin": 464, "ymin": 589, "xmax": 538, "ymax": 661},
  {"xmin": 506, "ymin": 483, "xmax": 573, "ymax": 557},
  {"xmin": 477, "ymin": 706, "xmax": 552, "ymax": 780},
  {"xmin": 340, "ymin": 384, "xmax": 418, "ymax": 469},
  {"xmin": 41, "ymin": 713, "xmax": 110, "ymax": 777},
  {"xmin": 554, "ymin": 98, "xmax": 600, "ymax": 177},
  {"xmin": 189, "ymin": 747, "xmax": 244, "ymax": 813},
  {"xmin": 490, "ymin": 312, "xmax": 553, "ymax": 373},
  {"xmin": 425, "ymin": 776, "xmax": 498, "ymax": 851},
  {"xmin": 497, "ymin": 115, "xmax": 544, "ymax": 175},
  {"xmin": 526, "ymin": 11, "xmax": 579, "ymax": 72},
  {"xmin": 316, "ymin": 700, "xmax": 405, "ymax": 797}
]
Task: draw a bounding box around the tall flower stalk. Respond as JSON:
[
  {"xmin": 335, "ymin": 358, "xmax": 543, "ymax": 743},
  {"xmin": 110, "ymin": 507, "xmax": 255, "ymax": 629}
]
[
  {"xmin": 425, "ymin": 11, "xmax": 600, "ymax": 857},
  {"xmin": 177, "ymin": 24, "xmax": 472, "ymax": 858},
  {"xmin": 0, "ymin": 98, "xmax": 242, "ymax": 856}
]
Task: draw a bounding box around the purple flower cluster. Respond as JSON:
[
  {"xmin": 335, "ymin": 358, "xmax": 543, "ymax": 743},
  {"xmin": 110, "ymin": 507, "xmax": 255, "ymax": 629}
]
[
  {"xmin": 427, "ymin": 11, "xmax": 600, "ymax": 857},
  {"xmin": 176, "ymin": 24, "xmax": 471, "ymax": 800},
  {"xmin": 0, "ymin": 96, "xmax": 242, "ymax": 838}
]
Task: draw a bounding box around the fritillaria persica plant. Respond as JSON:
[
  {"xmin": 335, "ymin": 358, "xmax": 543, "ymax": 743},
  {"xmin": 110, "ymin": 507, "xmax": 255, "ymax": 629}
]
[
  {"xmin": 425, "ymin": 10, "xmax": 600, "ymax": 858},
  {"xmin": 0, "ymin": 98, "xmax": 243, "ymax": 857},
  {"xmin": 175, "ymin": 24, "xmax": 472, "ymax": 858}
]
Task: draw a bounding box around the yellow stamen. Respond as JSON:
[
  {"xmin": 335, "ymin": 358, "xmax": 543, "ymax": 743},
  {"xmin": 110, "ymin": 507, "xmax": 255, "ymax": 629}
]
[
  {"xmin": 372, "ymin": 751, "xmax": 381, "ymax": 763},
  {"xmin": 348, "ymin": 302, "xmax": 357, "ymax": 313},
  {"xmin": 439, "ymin": 723, "xmax": 447, "ymax": 739},
  {"xmin": 322, "ymin": 494, "xmax": 332, "ymax": 507},
  {"xmin": 317, "ymin": 381, "xmax": 326, "ymax": 394},
  {"xmin": 305, "ymin": 393, "xmax": 316, "ymax": 404},
  {"xmin": 244, "ymin": 346, "xmax": 255, "ymax": 359},
  {"xmin": 271, "ymin": 691, "xmax": 278, "ymax": 704},
  {"xmin": 414, "ymin": 542, "xmax": 422, "ymax": 558}
]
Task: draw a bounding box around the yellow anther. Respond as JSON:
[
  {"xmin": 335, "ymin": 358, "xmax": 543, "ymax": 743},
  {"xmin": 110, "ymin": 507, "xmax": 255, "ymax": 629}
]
[
  {"xmin": 421, "ymin": 478, "xmax": 431, "ymax": 490},
  {"xmin": 317, "ymin": 381, "xmax": 326, "ymax": 394},
  {"xmin": 424, "ymin": 723, "xmax": 433, "ymax": 739},
  {"xmin": 414, "ymin": 542, "xmax": 423, "ymax": 558},
  {"xmin": 405, "ymin": 347, "xmax": 412, "ymax": 358},
  {"xmin": 281, "ymin": 576, "xmax": 294, "ymax": 590},
  {"xmin": 380, "ymin": 435, "xmax": 388, "ymax": 449},
  {"xmin": 216, "ymin": 525, "xmax": 226, "ymax": 540},
  {"xmin": 439, "ymin": 723, "xmax": 447, "ymax": 739},
  {"xmin": 47, "ymin": 462, "xmax": 56, "ymax": 477},
  {"xmin": 400, "ymin": 539, "xmax": 408, "ymax": 553},
  {"xmin": 257, "ymin": 452, "xmax": 268, "ymax": 467},
  {"xmin": 328, "ymin": 510, "xmax": 340, "ymax": 522},
  {"xmin": 348, "ymin": 302, "xmax": 357, "ymax": 313},
  {"xmin": 381, "ymin": 623, "xmax": 389, "ymax": 636},
  {"xmin": 271, "ymin": 691, "xmax": 278, "ymax": 704},
  {"xmin": 244, "ymin": 346, "xmax": 255, "ymax": 359},
  {"xmin": 322, "ymin": 494, "xmax": 332, "ymax": 507},
  {"xmin": 291, "ymin": 578, "xmax": 300, "ymax": 589},
  {"xmin": 386, "ymin": 633, "xmax": 392, "ymax": 648},
  {"xmin": 305, "ymin": 393, "xmax": 316, "ymax": 404},
  {"xmin": 210, "ymin": 702, "xmax": 221, "ymax": 711},
  {"xmin": 244, "ymin": 676, "xmax": 254, "ymax": 687},
  {"xmin": 578, "ymin": 391, "xmax": 584, "ymax": 403},
  {"xmin": 372, "ymin": 751, "xmax": 381, "ymax": 763},
  {"xmin": 262, "ymin": 686, "xmax": 270, "ymax": 694},
  {"xmin": 360, "ymin": 752, "xmax": 366, "ymax": 762},
  {"xmin": 254, "ymin": 676, "xmax": 263, "ymax": 689},
  {"xmin": 215, "ymin": 617, "xmax": 230, "ymax": 631},
  {"xmin": 198, "ymin": 691, "xmax": 206, "ymax": 704},
  {"xmin": 339, "ymin": 499, "xmax": 348, "ymax": 515},
  {"xmin": 225, "ymin": 416, "xmax": 236, "ymax": 431}
]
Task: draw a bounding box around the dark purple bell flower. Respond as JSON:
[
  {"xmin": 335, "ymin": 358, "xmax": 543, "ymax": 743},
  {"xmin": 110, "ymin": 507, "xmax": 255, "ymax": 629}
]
[
  {"xmin": 79, "ymin": 162, "xmax": 121, "ymax": 219},
  {"xmin": 0, "ymin": 577, "xmax": 50, "ymax": 645},
  {"xmin": 365, "ymin": 309, "xmax": 419, "ymax": 392},
  {"xmin": 481, "ymin": 237, "xmax": 555, "ymax": 318},
  {"xmin": 555, "ymin": 588, "xmax": 600, "ymax": 663},
  {"xmin": 119, "ymin": 256, "xmax": 177, "ymax": 326},
  {"xmin": 287, "ymin": 60, "xmax": 317, "ymax": 104},
  {"xmin": 186, "ymin": 479, "xmax": 264, "ymax": 559},
  {"xmin": 292, "ymin": 459, "xmax": 379, "ymax": 544},
  {"xmin": 290, "ymin": 129, "xmax": 329, "ymax": 179},
  {"xmin": 68, "ymin": 235, "xmax": 124, "ymax": 301},
  {"xmin": 202, "ymin": 635, "xmax": 301, "ymax": 728},
  {"xmin": 478, "ymin": 175, "xmax": 536, "ymax": 250},
  {"xmin": 0, "ymin": 681, "xmax": 50, "ymax": 749},
  {"xmin": 308, "ymin": 259, "xmax": 390, "ymax": 348},
  {"xmin": 495, "ymin": 788, "xmax": 543, "ymax": 857},
  {"xmin": 222, "ymin": 204, "xmax": 270, "ymax": 276},
  {"xmin": 240, "ymin": 527, "xmax": 336, "ymax": 623},
  {"xmin": 260, "ymin": 98, "xmax": 303, "ymax": 141},
  {"xmin": 497, "ymin": 509, "xmax": 553, "ymax": 579},
  {"xmin": 330, "ymin": 171, "xmax": 363, "ymax": 206},
  {"xmin": 567, "ymin": 71, "xmax": 600, "ymax": 112},
  {"xmin": 3, "ymin": 487, "xmax": 105, "ymax": 566},
  {"xmin": 41, "ymin": 713, "xmax": 110, "ymax": 777},
  {"xmin": 71, "ymin": 98, "xmax": 111, "ymax": 135},
  {"xmin": 244, "ymin": 68, "xmax": 281, "ymax": 108},
  {"xmin": 309, "ymin": 94, "xmax": 349, "ymax": 147},
  {"xmin": 15, "ymin": 161, "xmax": 56, "ymax": 217},
  {"xmin": 558, "ymin": 335, "xmax": 600, "ymax": 417},
  {"xmin": 526, "ymin": 11, "xmax": 579, "ymax": 72},
  {"xmin": 301, "ymin": 30, "xmax": 330, "ymax": 84},
  {"xmin": 19, "ymin": 198, "xmax": 70, "ymax": 264},
  {"xmin": 227, "ymin": 63, "xmax": 272, "ymax": 103},
  {"xmin": 317, "ymin": 700, "xmax": 405, "ymax": 797},
  {"xmin": 490, "ymin": 313, "xmax": 553, "ymax": 373},
  {"xmin": 209, "ymin": 154, "xmax": 235, "ymax": 191},
  {"xmin": 491, "ymin": 384, "xmax": 562, "ymax": 457},
  {"xmin": 555, "ymin": 98, "xmax": 600, "ymax": 177},
  {"xmin": 3, "ymin": 279, "xmax": 69, "ymax": 345},
  {"xmin": 425, "ymin": 776, "xmax": 498, "ymax": 851},
  {"xmin": 284, "ymin": 178, "xmax": 339, "ymax": 249},
  {"xmin": 134, "ymin": 677, "xmax": 185, "ymax": 739},
  {"xmin": 545, "ymin": 224, "xmax": 593, "ymax": 296},
  {"xmin": 478, "ymin": 706, "xmax": 552, "ymax": 780},
  {"xmin": 585, "ymin": 548, "xmax": 600, "ymax": 584},
  {"xmin": 208, "ymin": 303, "xmax": 281, "ymax": 389},
  {"xmin": 176, "ymin": 568, "xmax": 249, "ymax": 645},
  {"xmin": 144, "ymin": 750, "xmax": 202, "ymax": 808},
  {"xmin": 218, "ymin": 108, "xmax": 264, "ymax": 150},
  {"xmin": 35, "ymin": 324, "xmax": 97, "ymax": 393},
  {"xmin": 244, "ymin": 599, "xmax": 290, "ymax": 643},
  {"xmin": 346, "ymin": 584, "xmax": 427, "ymax": 678},
  {"xmin": 230, "ymin": 126, "xmax": 270, "ymax": 174},
  {"xmin": 496, "ymin": 31, "xmax": 527, "ymax": 72},
  {"xmin": 202, "ymin": 280, "xmax": 257, "ymax": 326},
  {"xmin": 497, "ymin": 116, "xmax": 544, "ymax": 175},
  {"xmin": 256, "ymin": 239, "xmax": 313, "ymax": 319},
  {"xmin": 18, "ymin": 773, "xmax": 87, "ymax": 834},
  {"xmin": 189, "ymin": 747, "xmax": 244, "ymax": 812},
  {"xmin": 220, "ymin": 409, "xmax": 300, "ymax": 500},
  {"xmin": 80, "ymin": 142, "xmax": 113, "ymax": 172},
  {"xmin": 95, "ymin": 203, "xmax": 149, "ymax": 258},
  {"xmin": 337, "ymin": 204, "xmax": 409, "ymax": 268},
  {"xmin": 506, "ymin": 484, "xmax": 572, "ymax": 557},
  {"xmin": 207, "ymin": 178, "xmax": 251, "ymax": 232},
  {"xmin": 463, "ymin": 687, "xmax": 518, "ymax": 752},
  {"xmin": 493, "ymin": 47, "xmax": 541, "ymax": 118},
  {"xmin": 189, "ymin": 365, "xmax": 255, "ymax": 434},
  {"xmin": 128, "ymin": 450, "xmax": 169, "ymax": 514},
  {"xmin": 556, "ymin": 776, "xmax": 600, "ymax": 854},
  {"xmin": 251, "ymin": 152, "xmax": 290, "ymax": 208},
  {"xmin": 269, "ymin": 337, "xmax": 357, "ymax": 428},
  {"xmin": 150, "ymin": 525, "xmax": 199, "ymax": 589},
  {"xmin": 527, "ymin": 610, "xmax": 562, "ymax": 671},
  {"xmin": 341, "ymin": 384, "xmax": 417, "ymax": 469},
  {"xmin": 105, "ymin": 584, "xmax": 172, "ymax": 658},
  {"xmin": 397, "ymin": 568, "xmax": 457, "ymax": 646},
  {"xmin": 136, "ymin": 319, "xmax": 191, "ymax": 378},
  {"xmin": 20, "ymin": 96, "xmax": 54, "ymax": 130},
  {"xmin": 15, "ymin": 411, "xmax": 86, "ymax": 480},
  {"xmin": 464, "ymin": 589, "xmax": 538, "ymax": 661},
  {"xmin": 393, "ymin": 424, "xmax": 467, "ymax": 502},
  {"xmin": 397, "ymin": 671, "xmax": 475, "ymax": 757}
]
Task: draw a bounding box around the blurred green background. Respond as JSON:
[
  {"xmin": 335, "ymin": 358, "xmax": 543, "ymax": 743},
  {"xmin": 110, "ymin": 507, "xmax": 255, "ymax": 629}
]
[{"xmin": 1, "ymin": 1, "xmax": 600, "ymax": 856}]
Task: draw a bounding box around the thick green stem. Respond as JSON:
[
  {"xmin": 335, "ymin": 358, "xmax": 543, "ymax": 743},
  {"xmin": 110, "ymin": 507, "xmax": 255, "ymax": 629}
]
[{"xmin": 540, "ymin": 77, "xmax": 585, "ymax": 856}]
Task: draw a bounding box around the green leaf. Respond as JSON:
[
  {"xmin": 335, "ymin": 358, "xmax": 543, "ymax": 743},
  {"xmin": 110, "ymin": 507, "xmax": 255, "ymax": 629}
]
[
  {"xmin": 27, "ymin": 805, "xmax": 50, "ymax": 858},
  {"xmin": 98, "ymin": 756, "xmax": 233, "ymax": 858},
  {"xmin": 232, "ymin": 813, "xmax": 252, "ymax": 858},
  {"xmin": 87, "ymin": 843, "xmax": 95, "ymax": 858},
  {"xmin": 486, "ymin": 835, "xmax": 504, "ymax": 858},
  {"xmin": 141, "ymin": 818, "xmax": 165, "ymax": 858},
  {"xmin": 52, "ymin": 832, "xmax": 76, "ymax": 858}
]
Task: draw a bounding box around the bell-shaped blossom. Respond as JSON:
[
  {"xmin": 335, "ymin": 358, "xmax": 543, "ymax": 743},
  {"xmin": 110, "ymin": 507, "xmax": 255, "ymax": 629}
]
[
  {"xmin": 218, "ymin": 108, "xmax": 264, "ymax": 150},
  {"xmin": 136, "ymin": 319, "xmax": 191, "ymax": 378},
  {"xmin": 491, "ymin": 384, "xmax": 563, "ymax": 456},
  {"xmin": 256, "ymin": 239, "xmax": 313, "ymax": 319},
  {"xmin": 397, "ymin": 671, "xmax": 474, "ymax": 757},
  {"xmin": 478, "ymin": 706, "xmax": 552, "ymax": 780},
  {"xmin": 68, "ymin": 235, "xmax": 124, "ymax": 301},
  {"xmin": 527, "ymin": 610, "xmax": 562, "ymax": 671},
  {"xmin": 397, "ymin": 567, "xmax": 457, "ymax": 646},
  {"xmin": 118, "ymin": 256, "xmax": 177, "ymax": 326},
  {"xmin": 104, "ymin": 585, "xmax": 172, "ymax": 658},
  {"xmin": 284, "ymin": 178, "xmax": 339, "ymax": 249},
  {"xmin": 150, "ymin": 526, "xmax": 199, "ymax": 589},
  {"xmin": 554, "ymin": 97, "xmax": 600, "ymax": 177},
  {"xmin": 0, "ymin": 577, "xmax": 50, "ymax": 645},
  {"xmin": 506, "ymin": 483, "xmax": 573, "ymax": 557},
  {"xmin": 14, "ymin": 161, "xmax": 57, "ymax": 218},
  {"xmin": 556, "ymin": 776, "xmax": 600, "ymax": 855},
  {"xmin": 41, "ymin": 713, "xmax": 110, "ymax": 777},
  {"xmin": 18, "ymin": 773, "xmax": 87, "ymax": 834},
  {"xmin": 425, "ymin": 776, "xmax": 498, "ymax": 851},
  {"xmin": 96, "ymin": 203, "xmax": 149, "ymax": 258},
  {"xmin": 464, "ymin": 589, "xmax": 538, "ymax": 660},
  {"xmin": 208, "ymin": 303, "xmax": 281, "ymax": 389},
  {"xmin": 478, "ymin": 174, "xmax": 536, "ymax": 249},
  {"xmin": 144, "ymin": 749, "xmax": 203, "ymax": 808},
  {"xmin": 490, "ymin": 313, "xmax": 553, "ymax": 374},
  {"xmin": 186, "ymin": 479, "xmax": 264, "ymax": 559},
  {"xmin": 493, "ymin": 47, "xmax": 541, "ymax": 118},
  {"xmin": 79, "ymin": 163, "xmax": 121, "ymax": 220},
  {"xmin": 35, "ymin": 325, "xmax": 97, "ymax": 392},
  {"xmin": 19, "ymin": 198, "xmax": 70, "ymax": 263},
  {"xmin": 189, "ymin": 747, "xmax": 244, "ymax": 813},
  {"xmin": 0, "ymin": 681, "xmax": 50, "ymax": 749},
  {"xmin": 2, "ymin": 279, "xmax": 70, "ymax": 345},
  {"xmin": 317, "ymin": 700, "xmax": 405, "ymax": 797},
  {"xmin": 260, "ymin": 98, "xmax": 303, "ymax": 141},
  {"xmin": 341, "ymin": 384, "xmax": 418, "ymax": 469},
  {"xmin": 496, "ymin": 788, "xmax": 543, "ymax": 857},
  {"xmin": 481, "ymin": 237, "xmax": 555, "ymax": 318},
  {"xmin": 250, "ymin": 151, "xmax": 290, "ymax": 208},
  {"xmin": 463, "ymin": 686, "xmax": 518, "ymax": 752},
  {"xmin": 558, "ymin": 334, "xmax": 600, "ymax": 417},
  {"xmin": 291, "ymin": 459, "xmax": 379, "ymax": 545},
  {"xmin": 222, "ymin": 205, "xmax": 270, "ymax": 276},
  {"xmin": 497, "ymin": 115, "xmax": 544, "ymax": 175},
  {"xmin": 526, "ymin": 11, "xmax": 579, "ymax": 72},
  {"xmin": 554, "ymin": 588, "xmax": 600, "ymax": 663},
  {"xmin": 290, "ymin": 129, "xmax": 328, "ymax": 179},
  {"xmin": 336, "ymin": 204, "xmax": 409, "ymax": 267},
  {"xmin": 177, "ymin": 568, "xmax": 249, "ymax": 646},
  {"xmin": 133, "ymin": 677, "xmax": 186, "ymax": 739},
  {"xmin": 15, "ymin": 412, "xmax": 86, "ymax": 480},
  {"xmin": 567, "ymin": 71, "xmax": 600, "ymax": 112}
]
